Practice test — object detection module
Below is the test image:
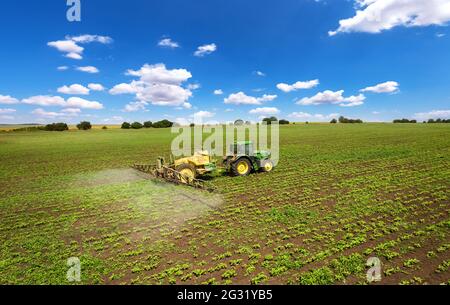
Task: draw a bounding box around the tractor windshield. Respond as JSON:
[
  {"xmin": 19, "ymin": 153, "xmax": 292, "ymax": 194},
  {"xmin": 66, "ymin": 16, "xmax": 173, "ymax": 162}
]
[{"xmin": 231, "ymin": 141, "xmax": 254, "ymax": 156}]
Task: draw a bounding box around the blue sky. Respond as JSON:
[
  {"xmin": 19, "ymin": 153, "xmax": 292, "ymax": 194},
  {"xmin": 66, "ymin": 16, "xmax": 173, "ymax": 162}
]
[{"xmin": 0, "ymin": 0, "xmax": 449, "ymax": 124}]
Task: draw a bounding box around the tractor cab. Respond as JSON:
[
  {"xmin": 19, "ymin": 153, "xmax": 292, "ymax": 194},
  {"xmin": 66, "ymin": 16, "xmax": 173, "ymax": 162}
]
[
  {"xmin": 224, "ymin": 141, "xmax": 274, "ymax": 176},
  {"xmin": 230, "ymin": 141, "xmax": 255, "ymax": 156}
]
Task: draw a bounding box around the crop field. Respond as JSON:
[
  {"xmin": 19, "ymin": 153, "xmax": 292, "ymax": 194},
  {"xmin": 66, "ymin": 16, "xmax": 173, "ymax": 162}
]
[{"xmin": 0, "ymin": 124, "xmax": 449, "ymax": 285}]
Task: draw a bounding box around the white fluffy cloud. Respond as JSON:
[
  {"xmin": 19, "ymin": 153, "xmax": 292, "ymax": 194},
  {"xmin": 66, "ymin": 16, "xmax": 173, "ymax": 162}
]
[
  {"xmin": 288, "ymin": 112, "xmax": 340, "ymax": 121},
  {"xmin": 32, "ymin": 108, "xmax": 58, "ymax": 118},
  {"xmin": 224, "ymin": 92, "xmax": 277, "ymax": 105},
  {"xmin": 57, "ymin": 84, "xmax": 90, "ymax": 95},
  {"xmin": 47, "ymin": 40, "xmax": 84, "ymax": 59},
  {"xmin": 277, "ymin": 79, "xmax": 319, "ymax": 93},
  {"xmin": 158, "ymin": 38, "xmax": 180, "ymax": 48},
  {"xmin": 48, "ymin": 34, "xmax": 112, "ymax": 60},
  {"xmin": 113, "ymin": 63, "xmax": 194, "ymax": 110},
  {"xmin": 0, "ymin": 93, "xmax": 103, "ymax": 122},
  {"xmin": 414, "ymin": 110, "xmax": 450, "ymax": 120},
  {"xmin": 66, "ymin": 52, "xmax": 83, "ymax": 60},
  {"xmin": 340, "ymin": 94, "xmax": 367, "ymax": 107},
  {"xmin": 66, "ymin": 34, "xmax": 113, "ymax": 44},
  {"xmin": 57, "ymin": 84, "xmax": 105, "ymax": 95},
  {"xmin": 297, "ymin": 90, "xmax": 366, "ymax": 107},
  {"xmin": 88, "ymin": 83, "xmax": 105, "ymax": 91},
  {"xmin": 124, "ymin": 101, "xmax": 147, "ymax": 112},
  {"xmin": 0, "ymin": 95, "xmax": 20, "ymax": 104},
  {"xmin": 0, "ymin": 108, "xmax": 16, "ymax": 114},
  {"xmin": 214, "ymin": 89, "xmax": 224, "ymax": 95},
  {"xmin": 194, "ymin": 43, "xmax": 217, "ymax": 57},
  {"xmin": 22, "ymin": 95, "xmax": 67, "ymax": 107},
  {"xmin": 136, "ymin": 83, "xmax": 192, "ymax": 107},
  {"xmin": 193, "ymin": 111, "xmax": 215, "ymax": 118},
  {"xmin": 329, "ymin": 0, "xmax": 450, "ymax": 36},
  {"xmin": 66, "ymin": 97, "xmax": 104, "ymax": 110},
  {"xmin": 22, "ymin": 95, "xmax": 103, "ymax": 109},
  {"xmin": 126, "ymin": 63, "xmax": 192, "ymax": 84},
  {"xmin": 61, "ymin": 108, "xmax": 82, "ymax": 114},
  {"xmin": 192, "ymin": 111, "xmax": 216, "ymax": 123},
  {"xmin": 360, "ymin": 81, "xmax": 399, "ymax": 93},
  {"xmin": 32, "ymin": 108, "xmax": 79, "ymax": 118},
  {"xmin": 254, "ymin": 71, "xmax": 266, "ymax": 77},
  {"xmin": 76, "ymin": 66, "xmax": 99, "ymax": 74},
  {"xmin": 57, "ymin": 66, "xmax": 69, "ymax": 71},
  {"xmin": 187, "ymin": 83, "xmax": 201, "ymax": 90},
  {"xmin": 249, "ymin": 107, "xmax": 280, "ymax": 115},
  {"xmin": 109, "ymin": 82, "xmax": 140, "ymax": 95}
]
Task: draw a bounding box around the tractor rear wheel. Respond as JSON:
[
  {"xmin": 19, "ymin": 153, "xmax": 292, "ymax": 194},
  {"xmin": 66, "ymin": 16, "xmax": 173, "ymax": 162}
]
[
  {"xmin": 176, "ymin": 163, "xmax": 197, "ymax": 184},
  {"xmin": 260, "ymin": 159, "xmax": 274, "ymax": 173},
  {"xmin": 231, "ymin": 158, "xmax": 252, "ymax": 176}
]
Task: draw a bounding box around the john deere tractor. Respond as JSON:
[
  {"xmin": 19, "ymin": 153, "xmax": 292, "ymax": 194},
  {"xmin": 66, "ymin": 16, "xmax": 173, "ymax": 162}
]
[
  {"xmin": 133, "ymin": 141, "xmax": 275, "ymax": 191},
  {"xmin": 223, "ymin": 141, "xmax": 275, "ymax": 176}
]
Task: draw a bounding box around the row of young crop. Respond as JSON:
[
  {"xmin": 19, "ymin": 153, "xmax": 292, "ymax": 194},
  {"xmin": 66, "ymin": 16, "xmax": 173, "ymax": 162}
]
[{"xmin": 134, "ymin": 141, "xmax": 450, "ymax": 284}]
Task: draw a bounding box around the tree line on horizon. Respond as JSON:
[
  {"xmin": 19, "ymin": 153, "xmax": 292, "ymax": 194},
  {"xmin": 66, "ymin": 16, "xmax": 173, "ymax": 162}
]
[
  {"xmin": 121, "ymin": 120, "xmax": 174, "ymax": 129},
  {"xmin": 329, "ymin": 116, "xmax": 363, "ymax": 124},
  {"xmin": 120, "ymin": 117, "xmax": 291, "ymax": 129},
  {"xmin": 392, "ymin": 118, "xmax": 450, "ymax": 123},
  {"xmin": 5, "ymin": 116, "xmax": 450, "ymax": 133}
]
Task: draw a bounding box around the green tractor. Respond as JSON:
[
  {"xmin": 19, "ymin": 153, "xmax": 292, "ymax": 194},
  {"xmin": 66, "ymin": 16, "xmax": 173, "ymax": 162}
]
[{"xmin": 223, "ymin": 141, "xmax": 275, "ymax": 176}]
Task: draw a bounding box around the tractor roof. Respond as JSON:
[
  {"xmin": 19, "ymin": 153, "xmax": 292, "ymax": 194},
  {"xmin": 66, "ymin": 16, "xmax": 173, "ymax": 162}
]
[{"xmin": 234, "ymin": 141, "xmax": 253, "ymax": 145}]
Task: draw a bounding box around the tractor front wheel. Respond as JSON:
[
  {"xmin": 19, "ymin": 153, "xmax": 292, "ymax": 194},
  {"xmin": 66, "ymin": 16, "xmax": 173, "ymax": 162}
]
[
  {"xmin": 260, "ymin": 159, "xmax": 274, "ymax": 173},
  {"xmin": 231, "ymin": 159, "xmax": 252, "ymax": 176}
]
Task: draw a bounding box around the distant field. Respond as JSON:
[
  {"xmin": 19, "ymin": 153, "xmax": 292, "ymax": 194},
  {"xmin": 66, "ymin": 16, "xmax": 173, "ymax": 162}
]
[
  {"xmin": 0, "ymin": 124, "xmax": 449, "ymax": 284},
  {"xmin": 0, "ymin": 125, "xmax": 42, "ymax": 131},
  {"xmin": 0, "ymin": 125, "xmax": 121, "ymax": 131}
]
